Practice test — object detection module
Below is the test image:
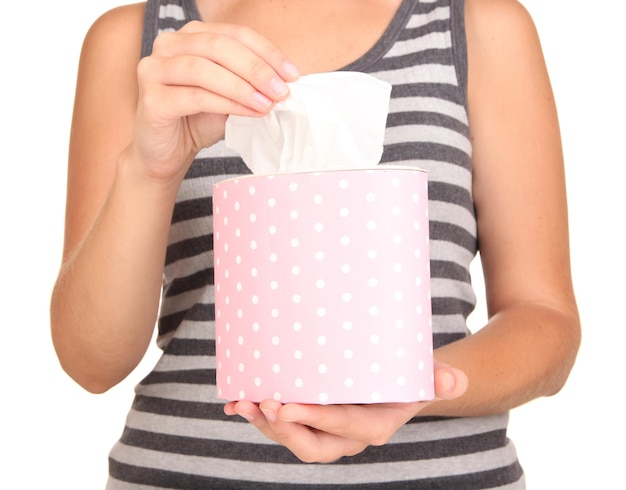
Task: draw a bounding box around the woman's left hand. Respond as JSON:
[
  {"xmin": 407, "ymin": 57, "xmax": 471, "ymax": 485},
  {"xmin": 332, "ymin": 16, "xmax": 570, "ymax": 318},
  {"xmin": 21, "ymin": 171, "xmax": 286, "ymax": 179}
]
[{"xmin": 223, "ymin": 361, "xmax": 468, "ymax": 463}]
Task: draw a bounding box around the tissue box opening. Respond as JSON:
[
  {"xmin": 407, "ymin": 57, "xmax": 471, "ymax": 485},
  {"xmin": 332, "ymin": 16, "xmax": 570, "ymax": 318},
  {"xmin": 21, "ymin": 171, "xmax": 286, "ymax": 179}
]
[{"xmin": 213, "ymin": 167, "xmax": 433, "ymax": 404}]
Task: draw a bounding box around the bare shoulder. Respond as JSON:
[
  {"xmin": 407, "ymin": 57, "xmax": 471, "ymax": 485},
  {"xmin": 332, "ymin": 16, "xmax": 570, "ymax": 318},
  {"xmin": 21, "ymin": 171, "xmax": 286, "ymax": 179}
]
[{"xmin": 80, "ymin": 3, "xmax": 146, "ymax": 66}]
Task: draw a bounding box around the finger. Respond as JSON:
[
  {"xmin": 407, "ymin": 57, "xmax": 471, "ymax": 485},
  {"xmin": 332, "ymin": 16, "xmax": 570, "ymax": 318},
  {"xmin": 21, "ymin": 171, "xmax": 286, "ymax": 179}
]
[
  {"xmin": 276, "ymin": 402, "xmax": 419, "ymax": 446},
  {"xmin": 432, "ymin": 361, "xmax": 469, "ymax": 401},
  {"xmin": 152, "ymin": 25, "xmax": 298, "ymax": 100},
  {"xmin": 138, "ymin": 55, "xmax": 275, "ymax": 115}
]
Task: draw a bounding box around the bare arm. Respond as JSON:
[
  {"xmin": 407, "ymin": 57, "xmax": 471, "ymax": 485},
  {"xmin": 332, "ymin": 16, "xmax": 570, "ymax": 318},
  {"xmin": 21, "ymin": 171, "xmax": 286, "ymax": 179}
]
[
  {"xmin": 227, "ymin": 0, "xmax": 581, "ymax": 461},
  {"xmin": 50, "ymin": 3, "xmax": 299, "ymax": 393}
]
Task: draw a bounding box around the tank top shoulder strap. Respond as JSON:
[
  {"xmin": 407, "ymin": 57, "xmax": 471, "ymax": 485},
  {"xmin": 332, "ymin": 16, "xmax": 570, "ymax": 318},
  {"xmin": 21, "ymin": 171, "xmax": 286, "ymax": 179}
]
[{"xmin": 141, "ymin": 0, "xmax": 202, "ymax": 58}]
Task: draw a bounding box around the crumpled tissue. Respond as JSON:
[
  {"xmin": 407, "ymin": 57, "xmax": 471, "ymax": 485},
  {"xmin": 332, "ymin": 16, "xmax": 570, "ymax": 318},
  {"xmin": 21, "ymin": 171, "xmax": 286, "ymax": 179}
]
[{"xmin": 224, "ymin": 71, "xmax": 391, "ymax": 174}]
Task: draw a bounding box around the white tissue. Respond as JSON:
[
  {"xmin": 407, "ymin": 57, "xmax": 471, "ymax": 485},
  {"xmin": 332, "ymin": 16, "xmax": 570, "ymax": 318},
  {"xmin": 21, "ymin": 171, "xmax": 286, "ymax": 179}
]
[{"xmin": 224, "ymin": 72, "xmax": 391, "ymax": 174}]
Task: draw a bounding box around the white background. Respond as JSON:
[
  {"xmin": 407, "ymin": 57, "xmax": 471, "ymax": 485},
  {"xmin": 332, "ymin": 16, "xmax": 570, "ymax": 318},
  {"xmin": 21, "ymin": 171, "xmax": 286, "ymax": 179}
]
[{"xmin": 1, "ymin": 1, "xmax": 623, "ymax": 488}]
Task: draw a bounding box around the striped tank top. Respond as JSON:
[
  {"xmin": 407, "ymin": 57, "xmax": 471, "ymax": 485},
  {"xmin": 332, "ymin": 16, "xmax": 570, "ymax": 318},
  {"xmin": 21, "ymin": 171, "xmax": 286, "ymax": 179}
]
[{"xmin": 107, "ymin": 0, "xmax": 525, "ymax": 487}]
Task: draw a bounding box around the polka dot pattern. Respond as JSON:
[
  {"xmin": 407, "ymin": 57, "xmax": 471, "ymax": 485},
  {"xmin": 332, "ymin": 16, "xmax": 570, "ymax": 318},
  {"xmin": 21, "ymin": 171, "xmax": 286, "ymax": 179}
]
[{"xmin": 213, "ymin": 167, "xmax": 434, "ymax": 404}]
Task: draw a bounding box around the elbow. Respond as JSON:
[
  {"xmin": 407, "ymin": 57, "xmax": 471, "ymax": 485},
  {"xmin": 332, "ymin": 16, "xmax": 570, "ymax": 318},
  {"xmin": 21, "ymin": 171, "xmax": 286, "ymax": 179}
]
[{"xmin": 543, "ymin": 311, "xmax": 582, "ymax": 397}]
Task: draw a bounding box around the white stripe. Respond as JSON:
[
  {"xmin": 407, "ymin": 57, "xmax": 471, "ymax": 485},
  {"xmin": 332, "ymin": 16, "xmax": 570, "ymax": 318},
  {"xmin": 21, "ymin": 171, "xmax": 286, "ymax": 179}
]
[
  {"xmin": 123, "ymin": 408, "xmax": 508, "ymax": 446},
  {"xmin": 429, "ymin": 239, "xmax": 476, "ymax": 270},
  {"xmin": 389, "ymin": 95, "xmax": 468, "ymax": 124},
  {"xmin": 406, "ymin": 7, "xmax": 451, "ymax": 29},
  {"xmin": 431, "ymin": 277, "xmax": 476, "ymax": 304},
  {"xmin": 163, "ymin": 250, "xmax": 214, "ymax": 285},
  {"xmin": 432, "ymin": 312, "xmax": 472, "ymax": 334},
  {"xmin": 385, "ymin": 124, "xmax": 472, "ymax": 155},
  {"xmin": 386, "ymin": 31, "xmax": 451, "ymax": 58},
  {"xmin": 430, "ymin": 200, "xmax": 476, "ymax": 235},
  {"xmin": 136, "ymin": 382, "xmax": 217, "ymax": 402},
  {"xmin": 158, "ymin": 4, "xmax": 185, "ymax": 21},
  {"xmin": 376, "ymin": 63, "xmax": 458, "ymax": 85}
]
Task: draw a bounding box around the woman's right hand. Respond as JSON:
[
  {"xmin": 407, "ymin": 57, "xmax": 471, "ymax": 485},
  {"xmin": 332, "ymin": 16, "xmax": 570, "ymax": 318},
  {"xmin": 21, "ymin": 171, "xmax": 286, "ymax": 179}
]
[{"xmin": 130, "ymin": 20, "xmax": 300, "ymax": 181}]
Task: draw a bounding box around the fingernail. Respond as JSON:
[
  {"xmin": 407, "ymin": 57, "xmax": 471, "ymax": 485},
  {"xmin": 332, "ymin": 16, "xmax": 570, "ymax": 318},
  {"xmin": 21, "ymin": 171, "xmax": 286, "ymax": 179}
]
[
  {"xmin": 253, "ymin": 91, "xmax": 272, "ymax": 109},
  {"xmin": 270, "ymin": 77, "xmax": 289, "ymax": 96},
  {"xmin": 261, "ymin": 408, "xmax": 277, "ymax": 422},
  {"xmin": 441, "ymin": 370, "xmax": 456, "ymax": 393},
  {"xmin": 283, "ymin": 61, "xmax": 300, "ymax": 78}
]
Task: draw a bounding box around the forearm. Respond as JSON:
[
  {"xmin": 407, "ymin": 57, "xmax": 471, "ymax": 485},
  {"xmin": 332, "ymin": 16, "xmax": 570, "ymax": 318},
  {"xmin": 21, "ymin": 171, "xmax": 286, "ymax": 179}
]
[
  {"xmin": 422, "ymin": 301, "xmax": 581, "ymax": 417},
  {"xmin": 50, "ymin": 150, "xmax": 182, "ymax": 393}
]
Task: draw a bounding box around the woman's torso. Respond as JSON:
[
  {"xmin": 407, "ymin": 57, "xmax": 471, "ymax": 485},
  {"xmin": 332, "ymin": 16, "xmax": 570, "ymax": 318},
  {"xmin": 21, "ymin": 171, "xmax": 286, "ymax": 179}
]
[{"xmin": 107, "ymin": 0, "xmax": 525, "ymax": 488}]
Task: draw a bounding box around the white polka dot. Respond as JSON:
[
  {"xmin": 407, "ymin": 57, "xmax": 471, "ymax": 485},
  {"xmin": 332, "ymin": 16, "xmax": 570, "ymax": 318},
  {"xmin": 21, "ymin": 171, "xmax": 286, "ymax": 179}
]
[
  {"xmin": 394, "ymin": 291, "xmax": 404, "ymax": 301},
  {"xmin": 252, "ymin": 295, "xmax": 259, "ymax": 304},
  {"xmin": 342, "ymin": 293, "xmax": 352, "ymax": 302},
  {"xmin": 319, "ymin": 392, "xmax": 329, "ymax": 403},
  {"xmin": 417, "ymin": 332, "xmax": 424, "ymax": 342},
  {"xmin": 316, "ymin": 279, "xmax": 325, "ymax": 288},
  {"xmin": 318, "ymin": 364, "xmax": 328, "ymax": 374},
  {"xmin": 271, "ymin": 308, "xmax": 279, "ymax": 318},
  {"xmin": 395, "ymin": 320, "xmax": 404, "ymax": 329},
  {"xmin": 269, "ymin": 225, "xmax": 277, "ymax": 235},
  {"xmin": 392, "ymin": 235, "xmax": 402, "ymax": 245},
  {"xmin": 250, "ymin": 240, "xmax": 257, "ymax": 250},
  {"xmin": 368, "ymin": 249, "xmax": 377, "ymax": 259},
  {"xmin": 341, "ymin": 264, "xmax": 351, "ymax": 274},
  {"xmin": 314, "ymin": 223, "xmax": 324, "ymax": 232},
  {"xmin": 226, "ymin": 375, "xmax": 231, "ymax": 384},
  {"xmin": 315, "ymin": 251, "xmax": 325, "ymax": 260},
  {"xmin": 248, "ymin": 186, "xmax": 256, "ymax": 195},
  {"xmin": 254, "ymin": 377, "xmax": 261, "ymax": 387},
  {"xmin": 396, "ymin": 376, "xmax": 406, "ymax": 386},
  {"xmin": 225, "ymin": 296, "xmax": 230, "ymax": 305},
  {"xmin": 253, "ymin": 350, "xmax": 261, "ymax": 359},
  {"xmin": 224, "ymin": 243, "xmax": 229, "ymax": 252},
  {"xmin": 270, "ymin": 281, "xmax": 278, "ymax": 290},
  {"xmin": 236, "ymin": 282, "xmax": 242, "ymax": 291},
  {"xmin": 344, "ymin": 349, "xmax": 354, "ymax": 360},
  {"xmin": 366, "ymin": 193, "xmax": 376, "ymax": 202},
  {"xmin": 268, "ymin": 198, "xmax": 276, "ymax": 207},
  {"xmin": 274, "ymin": 392, "xmax": 282, "ymax": 401},
  {"xmin": 340, "ymin": 236, "xmax": 350, "ymax": 245},
  {"xmin": 292, "ymin": 266, "xmax": 301, "ymax": 276},
  {"xmin": 366, "ymin": 221, "xmax": 377, "ymax": 231},
  {"xmin": 370, "ymin": 363, "xmax": 381, "ymax": 373},
  {"xmin": 415, "ymin": 277, "xmax": 422, "ymax": 286},
  {"xmin": 223, "ymin": 190, "xmax": 228, "ymax": 199},
  {"xmin": 224, "ymin": 270, "xmax": 230, "ymax": 279},
  {"xmin": 273, "ymin": 364, "xmax": 281, "ymax": 373},
  {"xmin": 235, "ymin": 255, "xmax": 242, "ymax": 265},
  {"xmin": 290, "ymin": 210, "xmax": 299, "ymax": 219},
  {"xmin": 223, "ymin": 217, "xmax": 229, "ymax": 226},
  {"xmin": 251, "ymin": 267, "xmax": 258, "ymax": 277},
  {"xmin": 237, "ymin": 336, "xmax": 244, "ymax": 345},
  {"xmin": 270, "ymin": 253, "xmax": 278, "ymax": 262},
  {"xmin": 396, "ymin": 348, "xmax": 405, "ymax": 358},
  {"xmin": 239, "ymin": 390, "xmax": 245, "ymax": 399},
  {"xmin": 289, "ymin": 182, "xmax": 298, "ymax": 192},
  {"xmin": 368, "ymin": 278, "xmax": 378, "ymax": 287},
  {"xmin": 294, "ymin": 350, "xmax": 303, "ymax": 360},
  {"xmin": 343, "ymin": 321, "xmax": 353, "ymax": 330},
  {"xmin": 292, "ymin": 294, "xmax": 301, "ymax": 303},
  {"xmin": 293, "ymin": 322, "xmax": 302, "ymax": 332},
  {"xmin": 235, "ymin": 228, "xmax": 241, "ymax": 237},
  {"xmin": 392, "ymin": 207, "xmax": 401, "ymax": 216},
  {"xmin": 316, "ymin": 307, "xmax": 326, "ymax": 317},
  {"xmin": 238, "ymin": 363, "xmax": 245, "ymax": 372},
  {"xmin": 413, "ymin": 192, "xmax": 419, "ymax": 202},
  {"xmin": 249, "ymin": 213, "xmax": 256, "ymax": 222},
  {"xmin": 371, "ymin": 392, "xmax": 381, "ymax": 402},
  {"xmin": 340, "ymin": 208, "xmax": 350, "ymax": 217},
  {"xmin": 339, "ymin": 179, "xmax": 349, "ymax": 189},
  {"xmin": 317, "ymin": 336, "xmax": 327, "ymax": 345},
  {"xmin": 416, "ymin": 304, "xmax": 423, "ymax": 314},
  {"xmin": 272, "ymin": 336, "xmax": 280, "ymax": 346},
  {"xmin": 370, "ymin": 335, "xmax": 380, "ymax": 344},
  {"xmin": 253, "ymin": 323, "xmax": 260, "ymax": 332},
  {"xmin": 237, "ymin": 309, "xmax": 243, "ymax": 318},
  {"xmin": 295, "ymin": 378, "xmax": 304, "ymax": 388},
  {"xmin": 418, "ymin": 361, "xmax": 425, "ymax": 370},
  {"xmin": 344, "ymin": 378, "xmax": 354, "ymax": 388},
  {"xmin": 413, "ymin": 221, "xmax": 420, "ymax": 231},
  {"xmin": 414, "ymin": 249, "xmax": 421, "ymax": 258},
  {"xmin": 313, "ymin": 195, "xmax": 323, "ymax": 204},
  {"xmin": 369, "ymin": 306, "xmax": 380, "ymax": 316},
  {"xmin": 392, "ymin": 178, "xmax": 401, "ymax": 188},
  {"xmin": 394, "ymin": 263, "xmax": 403, "ymax": 272}
]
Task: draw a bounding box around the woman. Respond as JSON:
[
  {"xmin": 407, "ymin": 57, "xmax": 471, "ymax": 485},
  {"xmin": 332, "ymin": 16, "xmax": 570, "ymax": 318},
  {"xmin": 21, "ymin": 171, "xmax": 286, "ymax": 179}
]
[{"xmin": 51, "ymin": 0, "xmax": 581, "ymax": 487}]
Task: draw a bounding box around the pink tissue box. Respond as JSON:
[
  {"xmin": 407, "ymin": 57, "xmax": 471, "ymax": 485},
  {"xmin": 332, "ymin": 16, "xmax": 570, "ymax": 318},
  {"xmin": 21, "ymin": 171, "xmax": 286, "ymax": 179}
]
[{"xmin": 213, "ymin": 167, "xmax": 433, "ymax": 404}]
